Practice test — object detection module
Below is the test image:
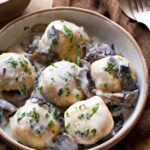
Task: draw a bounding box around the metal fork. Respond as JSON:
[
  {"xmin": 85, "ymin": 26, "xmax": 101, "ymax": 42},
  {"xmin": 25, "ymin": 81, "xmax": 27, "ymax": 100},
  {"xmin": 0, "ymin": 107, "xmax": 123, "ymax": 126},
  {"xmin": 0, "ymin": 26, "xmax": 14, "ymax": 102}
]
[{"xmin": 131, "ymin": 0, "xmax": 150, "ymax": 30}]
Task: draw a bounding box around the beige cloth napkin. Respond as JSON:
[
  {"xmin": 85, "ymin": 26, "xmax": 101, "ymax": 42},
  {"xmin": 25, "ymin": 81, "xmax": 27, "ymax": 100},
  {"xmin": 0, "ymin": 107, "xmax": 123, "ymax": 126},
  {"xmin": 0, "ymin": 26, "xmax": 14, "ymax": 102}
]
[{"xmin": 53, "ymin": 1, "xmax": 150, "ymax": 150}]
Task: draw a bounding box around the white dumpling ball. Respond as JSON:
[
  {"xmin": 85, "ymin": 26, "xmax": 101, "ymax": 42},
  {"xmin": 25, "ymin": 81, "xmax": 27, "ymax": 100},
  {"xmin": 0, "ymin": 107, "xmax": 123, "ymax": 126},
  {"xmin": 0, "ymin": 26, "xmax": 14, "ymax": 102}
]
[
  {"xmin": 64, "ymin": 96, "xmax": 114, "ymax": 145},
  {"xmin": 0, "ymin": 53, "xmax": 35, "ymax": 96},
  {"xmin": 10, "ymin": 98, "xmax": 60, "ymax": 149},
  {"xmin": 38, "ymin": 20, "xmax": 90, "ymax": 63},
  {"xmin": 38, "ymin": 60, "xmax": 84, "ymax": 108},
  {"xmin": 91, "ymin": 55, "xmax": 135, "ymax": 92}
]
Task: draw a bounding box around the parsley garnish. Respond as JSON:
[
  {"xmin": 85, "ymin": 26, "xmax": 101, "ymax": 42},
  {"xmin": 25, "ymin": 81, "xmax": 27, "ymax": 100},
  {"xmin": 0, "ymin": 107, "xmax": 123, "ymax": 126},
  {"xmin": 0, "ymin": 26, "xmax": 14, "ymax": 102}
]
[
  {"xmin": 20, "ymin": 84, "xmax": 27, "ymax": 94},
  {"xmin": 17, "ymin": 112, "xmax": 25, "ymax": 122},
  {"xmin": 92, "ymin": 103, "xmax": 100, "ymax": 114},
  {"xmin": 76, "ymin": 94, "xmax": 82, "ymax": 100},
  {"xmin": 51, "ymin": 63, "xmax": 58, "ymax": 68},
  {"xmin": 38, "ymin": 86, "xmax": 43, "ymax": 94},
  {"xmin": 19, "ymin": 59, "xmax": 31, "ymax": 73},
  {"xmin": 78, "ymin": 114, "xmax": 84, "ymax": 120},
  {"xmin": 126, "ymin": 73, "xmax": 132, "ymax": 80},
  {"xmin": 45, "ymin": 113, "xmax": 49, "ymax": 119},
  {"xmin": 71, "ymin": 65, "xmax": 76, "ymax": 69},
  {"xmin": 8, "ymin": 59, "xmax": 18, "ymax": 68},
  {"xmin": 65, "ymin": 123, "xmax": 71, "ymax": 130},
  {"xmin": 79, "ymin": 104, "xmax": 87, "ymax": 110},
  {"xmin": 91, "ymin": 128, "xmax": 97, "ymax": 137},
  {"xmin": 48, "ymin": 120, "xmax": 54, "ymax": 127},
  {"xmin": 28, "ymin": 108, "xmax": 40, "ymax": 122},
  {"xmin": 65, "ymin": 112, "xmax": 70, "ymax": 118},
  {"xmin": 63, "ymin": 25, "xmax": 73, "ymax": 43},
  {"xmin": 60, "ymin": 76, "xmax": 68, "ymax": 82},
  {"xmin": 104, "ymin": 61, "xmax": 116, "ymax": 74}
]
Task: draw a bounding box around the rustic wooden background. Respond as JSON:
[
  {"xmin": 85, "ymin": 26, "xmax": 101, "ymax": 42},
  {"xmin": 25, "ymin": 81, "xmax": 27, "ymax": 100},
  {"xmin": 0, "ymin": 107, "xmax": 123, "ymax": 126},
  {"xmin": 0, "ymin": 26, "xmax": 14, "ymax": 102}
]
[{"xmin": 0, "ymin": 0, "xmax": 150, "ymax": 150}]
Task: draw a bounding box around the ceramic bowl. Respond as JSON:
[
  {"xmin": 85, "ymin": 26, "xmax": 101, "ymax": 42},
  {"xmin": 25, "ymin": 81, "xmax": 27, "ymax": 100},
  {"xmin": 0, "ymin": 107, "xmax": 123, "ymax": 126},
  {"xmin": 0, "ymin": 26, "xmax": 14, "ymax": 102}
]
[
  {"xmin": 0, "ymin": 7, "xmax": 148, "ymax": 150},
  {"xmin": 0, "ymin": 0, "xmax": 31, "ymax": 22}
]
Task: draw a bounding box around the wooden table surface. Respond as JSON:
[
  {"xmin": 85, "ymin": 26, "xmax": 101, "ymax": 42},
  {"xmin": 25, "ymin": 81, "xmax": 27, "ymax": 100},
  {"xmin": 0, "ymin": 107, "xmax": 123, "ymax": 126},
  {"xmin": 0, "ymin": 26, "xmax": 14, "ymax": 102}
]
[{"xmin": 0, "ymin": 0, "xmax": 150, "ymax": 150}]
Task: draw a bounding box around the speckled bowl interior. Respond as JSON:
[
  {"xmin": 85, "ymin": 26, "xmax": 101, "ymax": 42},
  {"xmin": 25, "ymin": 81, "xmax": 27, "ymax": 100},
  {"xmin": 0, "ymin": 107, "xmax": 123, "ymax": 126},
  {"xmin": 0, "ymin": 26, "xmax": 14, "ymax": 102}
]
[{"xmin": 0, "ymin": 7, "xmax": 148, "ymax": 150}]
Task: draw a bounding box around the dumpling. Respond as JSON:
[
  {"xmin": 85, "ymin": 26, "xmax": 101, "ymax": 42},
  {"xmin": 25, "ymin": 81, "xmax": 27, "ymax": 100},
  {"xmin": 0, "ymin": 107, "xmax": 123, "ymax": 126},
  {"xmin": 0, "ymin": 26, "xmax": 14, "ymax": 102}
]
[
  {"xmin": 64, "ymin": 96, "xmax": 114, "ymax": 145},
  {"xmin": 38, "ymin": 60, "xmax": 84, "ymax": 108},
  {"xmin": 91, "ymin": 55, "xmax": 136, "ymax": 92},
  {"xmin": 38, "ymin": 20, "xmax": 90, "ymax": 63},
  {"xmin": 10, "ymin": 98, "xmax": 60, "ymax": 149},
  {"xmin": 0, "ymin": 53, "xmax": 35, "ymax": 99}
]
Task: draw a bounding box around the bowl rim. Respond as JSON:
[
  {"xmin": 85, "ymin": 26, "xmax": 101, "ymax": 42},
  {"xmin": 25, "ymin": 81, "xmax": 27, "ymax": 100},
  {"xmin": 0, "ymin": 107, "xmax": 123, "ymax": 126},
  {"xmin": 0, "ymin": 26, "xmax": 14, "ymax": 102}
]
[
  {"xmin": 0, "ymin": 0, "xmax": 10, "ymax": 5},
  {"xmin": 0, "ymin": 7, "xmax": 149, "ymax": 150}
]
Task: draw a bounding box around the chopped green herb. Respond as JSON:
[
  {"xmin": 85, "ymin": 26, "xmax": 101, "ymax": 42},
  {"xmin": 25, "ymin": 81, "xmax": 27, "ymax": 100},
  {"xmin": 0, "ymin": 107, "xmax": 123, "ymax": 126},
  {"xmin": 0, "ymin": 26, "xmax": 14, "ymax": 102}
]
[
  {"xmin": 86, "ymin": 113, "xmax": 92, "ymax": 120},
  {"xmin": 104, "ymin": 61, "xmax": 116, "ymax": 74},
  {"xmin": 53, "ymin": 113, "xmax": 57, "ymax": 119},
  {"xmin": 65, "ymin": 123, "xmax": 70, "ymax": 130},
  {"xmin": 63, "ymin": 25, "xmax": 73, "ymax": 43},
  {"xmin": 45, "ymin": 113, "xmax": 49, "ymax": 119},
  {"xmin": 78, "ymin": 114, "xmax": 84, "ymax": 120},
  {"xmin": 60, "ymin": 20, "xmax": 64, "ymax": 22},
  {"xmin": 65, "ymin": 112, "xmax": 70, "ymax": 118},
  {"xmin": 48, "ymin": 120, "xmax": 54, "ymax": 127},
  {"xmin": 20, "ymin": 84, "xmax": 27, "ymax": 94},
  {"xmin": 76, "ymin": 51, "xmax": 81, "ymax": 65},
  {"xmin": 8, "ymin": 59, "xmax": 18, "ymax": 68},
  {"xmin": 17, "ymin": 112, "xmax": 25, "ymax": 122},
  {"xmin": 19, "ymin": 59, "xmax": 31, "ymax": 73},
  {"xmin": 76, "ymin": 94, "xmax": 82, "ymax": 100},
  {"xmin": 38, "ymin": 86, "xmax": 43, "ymax": 94},
  {"xmin": 91, "ymin": 128, "xmax": 97, "ymax": 137},
  {"xmin": 79, "ymin": 104, "xmax": 87, "ymax": 110},
  {"xmin": 60, "ymin": 76, "xmax": 68, "ymax": 82},
  {"xmin": 28, "ymin": 108, "xmax": 40, "ymax": 122},
  {"xmin": 126, "ymin": 73, "xmax": 132, "ymax": 80},
  {"xmin": 71, "ymin": 65, "xmax": 76, "ymax": 69},
  {"xmin": 86, "ymin": 103, "xmax": 100, "ymax": 120},
  {"xmin": 58, "ymin": 88, "xmax": 63, "ymax": 96},
  {"xmin": 92, "ymin": 103, "xmax": 100, "ymax": 114},
  {"xmin": 51, "ymin": 63, "xmax": 58, "ymax": 68}
]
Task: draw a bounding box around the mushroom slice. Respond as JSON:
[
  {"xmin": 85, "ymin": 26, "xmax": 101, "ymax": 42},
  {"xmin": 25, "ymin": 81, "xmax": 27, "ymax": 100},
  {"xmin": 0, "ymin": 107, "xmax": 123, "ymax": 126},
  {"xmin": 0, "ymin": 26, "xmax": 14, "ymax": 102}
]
[
  {"xmin": 53, "ymin": 133, "xmax": 78, "ymax": 150},
  {"xmin": 32, "ymin": 51, "xmax": 59, "ymax": 65},
  {"xmin": 93, "ymin": 89, "xmax": 139, "ymax": 106},
  {"xmin": 77, "ymin": 59, "xmax": 91, "ymax": 98},
  {"xmin": 85, "ymin": 42, "xmax": 115, "ymax": 63},
  {"xmin": 0, "ymin": 99, "xmax": 17, "ymax": 124}
]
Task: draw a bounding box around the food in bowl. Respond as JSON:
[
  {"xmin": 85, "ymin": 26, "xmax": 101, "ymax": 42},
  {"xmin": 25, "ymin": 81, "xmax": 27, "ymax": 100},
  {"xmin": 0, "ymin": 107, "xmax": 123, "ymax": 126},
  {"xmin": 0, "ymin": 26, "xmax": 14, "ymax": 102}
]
[
  {"xmin": 10, "ymin": 98, "xmax": 60, "ymax": 149},
  {"xmin": 0, "ymin": 20, "xmax": 139, "ymax": 149},
  {"xmin": 0, "ymin": 53, "xmax": 35, "ymax": 105}
]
